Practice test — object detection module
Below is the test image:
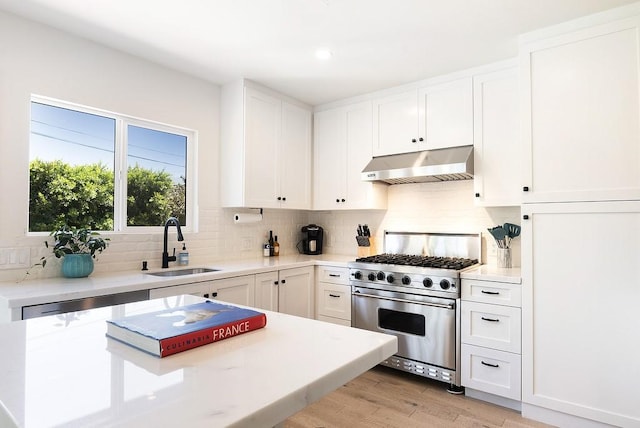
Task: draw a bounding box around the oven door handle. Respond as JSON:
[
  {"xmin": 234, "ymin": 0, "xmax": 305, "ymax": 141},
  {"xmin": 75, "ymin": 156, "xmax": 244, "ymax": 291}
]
[{"xmin": 352, "ymin": 290, "xmax": 455, "ymax": 310}]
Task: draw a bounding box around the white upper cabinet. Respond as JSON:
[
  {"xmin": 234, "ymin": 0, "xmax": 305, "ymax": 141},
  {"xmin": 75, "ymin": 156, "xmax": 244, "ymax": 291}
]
[
  {"xmin": 313, "ymin": 101, "xmax": 387, "ymax": 210},
  {"xmin": 473, "ymin": 65, "xmax": 521, "ymax": 207},
  {"xmin": 372, "ymin": 77, "xmax": 473, "ymax": 156},
  {"xmin": 221, "ymin": 80, "xmax": 312, "ymax": 209},
  {"xmin": 419, "ymin": 77, "xmax": 473, "ymax": 150},
  {"xmin": 520, "ymin": 17, "xmax": 640, "ymax": 203},
  {"xmin": 372, "ymin": 90, "xmax": 419, "ymax": 155}
]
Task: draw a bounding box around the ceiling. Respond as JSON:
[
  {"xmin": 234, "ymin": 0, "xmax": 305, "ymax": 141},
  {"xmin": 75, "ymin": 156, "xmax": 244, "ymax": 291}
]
[{"xmin": 0, "ymin": 0, "xmax": 636, "ymax": 106}]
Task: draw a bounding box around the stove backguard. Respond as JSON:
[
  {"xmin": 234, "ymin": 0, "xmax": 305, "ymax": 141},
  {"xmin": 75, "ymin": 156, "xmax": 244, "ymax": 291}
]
[{"xmin": 383, "ymin": 231, "xmax": 481, "ymax": 261}]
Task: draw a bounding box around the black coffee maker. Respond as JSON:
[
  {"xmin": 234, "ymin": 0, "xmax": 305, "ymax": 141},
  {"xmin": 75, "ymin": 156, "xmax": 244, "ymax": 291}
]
[{"xmin": 301, "ymin": 224, "xmax": 323, "ymax": 255}]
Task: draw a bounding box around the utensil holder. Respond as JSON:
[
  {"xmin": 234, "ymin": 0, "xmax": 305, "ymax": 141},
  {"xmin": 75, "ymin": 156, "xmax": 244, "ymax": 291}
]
[{"xmin": 497, "ymin": 248, "xmax": 512, "ymax": 268}]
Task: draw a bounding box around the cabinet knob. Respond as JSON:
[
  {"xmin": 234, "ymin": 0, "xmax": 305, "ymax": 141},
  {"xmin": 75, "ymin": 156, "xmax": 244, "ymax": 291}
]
[
  {"xmin": 411, "ymin": 138, "xmax": 417, "ymax": 143},
  {"xmin": 274, "ymin": 281, "xmax": 279, "ymax": 285},
  {"xmin": 211, "ymin": 292, "xmax": 218, "ymax": 298},
  {"xmin": 277, "ymin": 196, "xmax": 282, "ymax": 201},
  {"xmin": 523, "ymin": 214, "xmax": 529, "ymax": 220},
  {"xmin": 523, "ymin": 186, "xmax": 529, "ymax": 192},
  {"xmin": 282, "ymin": 197, "xmax": 286, "ymax": 201},
  {"xmin": 281, "ymin": 279, "xmax": 286, "ymax": 284},
  {"xmin": 475, "ymin": 193, "xmax": 480, "ymax": 198},
  {"xmin": 418, "ymin": 137, "xmax": 424, "ymax": 142},
  {"xmin": 341, "ymin": 198, "xmax": 346, "ymax": 202}
]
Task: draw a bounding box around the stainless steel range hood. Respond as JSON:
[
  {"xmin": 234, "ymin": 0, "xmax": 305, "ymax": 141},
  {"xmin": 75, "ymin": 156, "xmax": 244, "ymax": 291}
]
[{"xmin": 361, "ymin": 145, "xmax": 474, "ymax": 185}]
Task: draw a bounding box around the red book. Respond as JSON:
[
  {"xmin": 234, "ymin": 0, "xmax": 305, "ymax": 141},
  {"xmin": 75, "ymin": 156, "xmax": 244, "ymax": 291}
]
[{"xmin": 106, "ymin": 300, "xmax": 267, "ymax": 357}]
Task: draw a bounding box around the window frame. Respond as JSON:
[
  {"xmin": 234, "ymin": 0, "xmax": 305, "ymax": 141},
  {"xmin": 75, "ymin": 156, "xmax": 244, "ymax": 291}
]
[{"xmin": 29, "ymin": 95, "xmax": 198, "ymax": 235}]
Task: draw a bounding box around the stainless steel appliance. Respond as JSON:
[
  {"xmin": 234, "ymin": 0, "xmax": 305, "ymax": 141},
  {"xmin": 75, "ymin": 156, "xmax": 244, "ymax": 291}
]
[
  {"xmin": 349, "ymin": 231, "xmax": 480, "ymax": 392},
  {"xmin": 301, "ymin": 224, "xmax": 323, "ymax": 255}
]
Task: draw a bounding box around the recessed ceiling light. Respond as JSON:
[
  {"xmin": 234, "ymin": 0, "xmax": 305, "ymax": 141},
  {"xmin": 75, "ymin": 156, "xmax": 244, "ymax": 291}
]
[{"xmin": 315, "ymin": 49, "xmax": 333, "ymax": 60}]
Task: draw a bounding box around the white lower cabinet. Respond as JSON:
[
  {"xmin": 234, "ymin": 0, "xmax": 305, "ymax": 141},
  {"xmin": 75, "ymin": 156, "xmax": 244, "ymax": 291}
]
[
  {"xmin": 255, "ymin": 266, "xmax": 314, "ymax": 319},
  {"xmin": 462, "ymin": 344, "xmax": 521, "ymax": 401},
  {"xmin": 149, "ymin": 275, "xmax": 255, "ymax": 307},
  {"xmin": 210, "ymin": 275, "xmax": 255, "ymax": 307},
  {"xmin": 461, "ymin": 277, "xmax": 522, "ymax": 405},
  {"xmin": 149, "ymin": 282, "xmax": 211, "ymax": 299},
  {"xmin": 315, "ymin": 265, "xmax": 351, "ymax": 326}
]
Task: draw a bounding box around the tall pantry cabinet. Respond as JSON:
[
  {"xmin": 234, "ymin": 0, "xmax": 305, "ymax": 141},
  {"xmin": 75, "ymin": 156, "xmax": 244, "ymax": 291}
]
[{"xmin": 519, "ymin": 6, "xmax": 640, "ymax": 428}]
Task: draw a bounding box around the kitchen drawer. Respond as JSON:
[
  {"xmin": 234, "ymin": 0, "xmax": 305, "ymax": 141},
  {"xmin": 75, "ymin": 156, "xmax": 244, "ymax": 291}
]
[
  {"xmin": 462, "ymin": 279, "xmax": 521, "ymax": 307},
  {"xmin": 316, "ymin": 266, "xmax": 350, "ymax": 285},
  {"xmin": 316, "ymin": 282, "xmax": 351, "ymax": 321},
  {"xmin": 461, "ymin": 344, "xmax": 521, "ymax": 400},
  {"xmin": 317, "ymin": 314, "xmax": 351, "ymax": 327},
  {"xmin": 462, "ymin": 301, "xmax": 521, "ymax": 353}
]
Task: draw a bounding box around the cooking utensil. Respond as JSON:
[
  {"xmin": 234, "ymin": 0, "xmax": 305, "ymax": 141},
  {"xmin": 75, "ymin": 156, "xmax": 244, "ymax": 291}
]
[
  {"xmin": 362, "ymin": 225, "xmax": 370, "ymax": 237},
  {"xmin": 487, "ymin": 226, "xmax": 507, "ymax": 248},
  {"xmin": 503, "ymin": 223, "xmax": 521, "ymax": 239}
]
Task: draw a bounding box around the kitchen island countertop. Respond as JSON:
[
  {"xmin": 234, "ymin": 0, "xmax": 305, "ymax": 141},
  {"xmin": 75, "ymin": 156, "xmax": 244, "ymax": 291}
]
[{"xmin": 0, "ymin": 295, "xmax": 397, "ymax": 427}]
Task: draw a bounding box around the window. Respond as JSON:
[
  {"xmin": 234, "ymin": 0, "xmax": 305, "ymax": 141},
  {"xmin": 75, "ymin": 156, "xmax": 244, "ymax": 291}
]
[{"xmin": 29, "ymin": 96, "xmax": 196, "ymax": 233}]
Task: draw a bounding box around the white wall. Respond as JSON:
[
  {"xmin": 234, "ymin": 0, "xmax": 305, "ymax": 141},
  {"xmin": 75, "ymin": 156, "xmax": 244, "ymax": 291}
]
[{"xmin": 0, "ymin": 11, "xmax": 307, "ymax": 281}]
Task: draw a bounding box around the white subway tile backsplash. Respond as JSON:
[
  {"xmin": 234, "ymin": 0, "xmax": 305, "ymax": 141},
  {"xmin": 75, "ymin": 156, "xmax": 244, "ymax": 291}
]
[{"xmin": 2, "ymin": 180, "xmax": 520, "ymax": 281}]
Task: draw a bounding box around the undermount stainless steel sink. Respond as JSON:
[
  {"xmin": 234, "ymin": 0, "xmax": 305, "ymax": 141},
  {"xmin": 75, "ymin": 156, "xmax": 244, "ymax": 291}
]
[{"xmin": 147, "ymin": 267, "xmax": 219, "ymax": 277}]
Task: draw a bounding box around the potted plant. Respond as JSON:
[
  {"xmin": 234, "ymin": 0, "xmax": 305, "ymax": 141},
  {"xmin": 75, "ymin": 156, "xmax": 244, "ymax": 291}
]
[{"xmin": 44, "ymin": 225, "xmax": 110, "ymax": 278}]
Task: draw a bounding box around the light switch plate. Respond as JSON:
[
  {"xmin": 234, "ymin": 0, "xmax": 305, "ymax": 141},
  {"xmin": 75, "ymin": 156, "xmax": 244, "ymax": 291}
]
[{"xmin": 0, "ymin": 248, "xmax": 31, "ymax": 269}]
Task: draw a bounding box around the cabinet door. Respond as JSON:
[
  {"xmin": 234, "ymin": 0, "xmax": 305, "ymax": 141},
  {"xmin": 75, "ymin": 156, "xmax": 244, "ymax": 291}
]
[
  {"xmin": 521, "ymin": 201, "xmax": 640, "ymax": 426},
  {"xmin": 244, "ymin": 87, "xmax": 281, "ymax": 208},
  {"xmin": 278, "ymin": 266, "xmax": 314, "ymax": 319},
  {"xmin": 372, "ymin": 90, "xmax": 420, "ymax": 156},
  {"xmin": 521, "ymin": 18, "xmax": 640, "ymax": 203},
  {"xmin": 419, "ymin": 77, "xmax": 473, "ymax": 150},
  {"xmin": 313, "ymin": 107, "xmax": 346, "ymax": 210},
  {"xmin": 255, "ymin": 271, "xmax": 279, "ymax": 312},
  {"xmin": 211, "ymin": 275, "xmax": 255, "ymax": 307},
  {"xmin": 344, "ymin": 101, "xmax": 387, "ymax": 209},
  {"xmin": 473, "ymin": 67, "xmax": 520, "ymax": 207},
  {"xmin": 280, "ymin": 102, "xmax": 311, "ymax": 209},
  {"xmin": 149, "ymin": 282, "xmax": 210, "ymax": 299}
]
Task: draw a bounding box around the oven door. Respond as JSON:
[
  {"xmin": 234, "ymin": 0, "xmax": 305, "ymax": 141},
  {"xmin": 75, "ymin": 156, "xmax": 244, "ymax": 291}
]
[{"xmin": 352, "ymin": 286, "xmax": 457, "ymax": 370}]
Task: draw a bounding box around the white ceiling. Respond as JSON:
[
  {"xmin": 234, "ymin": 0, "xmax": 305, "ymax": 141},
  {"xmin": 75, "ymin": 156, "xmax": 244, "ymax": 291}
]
[{"xmin": 0, "ymin": 0, "xmax": 636, "ymax": 105}]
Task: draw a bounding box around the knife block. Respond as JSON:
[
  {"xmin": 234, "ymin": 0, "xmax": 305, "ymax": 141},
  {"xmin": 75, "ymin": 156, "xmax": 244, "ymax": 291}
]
[{"xmin": 357, "ymin": 237, "xmax": 376, "ymax": 257}]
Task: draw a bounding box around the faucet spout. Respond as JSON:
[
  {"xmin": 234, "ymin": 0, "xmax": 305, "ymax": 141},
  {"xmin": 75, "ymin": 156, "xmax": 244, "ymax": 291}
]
[{"xmin": 162, "ymin": 217, "xmax": 184, "ymax": 268}]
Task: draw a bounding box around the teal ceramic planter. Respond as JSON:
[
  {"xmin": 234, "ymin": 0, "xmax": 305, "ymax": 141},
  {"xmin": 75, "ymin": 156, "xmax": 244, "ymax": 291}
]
[{"xmin": 61, "ymin": 254, "xmax": 94, "ymax": 278}]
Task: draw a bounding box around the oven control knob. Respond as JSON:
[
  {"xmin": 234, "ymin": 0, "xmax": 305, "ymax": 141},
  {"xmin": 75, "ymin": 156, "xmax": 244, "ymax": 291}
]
[
  {"xmin": 386, "ymin": 274, "xmax": 395, "ymax": 283},
  {"xmin": 423, "ymin": 278, "xmax": 433, "ymax": 288},
  {"xmin": 376, "ymin": 271, "xmax": 385, "ymax": 281},
  {"xmin": 353, "ymin": 271, "xmax": 363, "ymax": 280},
  {"xmin": 401, "ymin": 275, "xmax": 411, "ymax": 285},
  {"xmin": 440, "ymin": 279, "xmax": 451, "ymax": 290},
  {"xmin": 367, "ymin": 272, "xmax": 376, "ymax": 281}
]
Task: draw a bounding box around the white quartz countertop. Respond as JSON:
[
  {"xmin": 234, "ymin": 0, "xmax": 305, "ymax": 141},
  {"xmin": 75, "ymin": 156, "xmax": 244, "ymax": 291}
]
[
  {"xmin": 0, "ymin": 295, "xmax": 397, "ymax": 428},
  {"xmin": 461, "ymin": 265, "xmax": 522, "ymax": 284},
  {"xmin": 0, "ymin": 254, "xmax": 354, "ymax": 310}
]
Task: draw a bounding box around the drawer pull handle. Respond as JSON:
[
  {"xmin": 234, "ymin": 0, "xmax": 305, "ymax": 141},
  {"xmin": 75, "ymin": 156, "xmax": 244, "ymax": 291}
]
[
  {"xmin": 481, "ymin": 361, "xmax": 499, "ymax": 368},
  {"xmin": 329, "ymin": 274, "xmax": 340, "ymax": 277},
  {"xmin": 329, "ymin": 294, "xmax": 340, "ymax": 298},
  {"xmin": 481, "ymin": 316, "xmax": 500, "ymax": 322},
  {"xmin": 481, "ymin": 290, "xmax": 500, "ymax": 295}
]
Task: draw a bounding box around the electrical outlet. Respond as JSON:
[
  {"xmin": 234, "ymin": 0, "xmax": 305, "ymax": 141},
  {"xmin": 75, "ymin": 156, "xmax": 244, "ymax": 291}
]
[{"xmin": 241, "ymin": 237, "xmax": 254, "ymax": 251}]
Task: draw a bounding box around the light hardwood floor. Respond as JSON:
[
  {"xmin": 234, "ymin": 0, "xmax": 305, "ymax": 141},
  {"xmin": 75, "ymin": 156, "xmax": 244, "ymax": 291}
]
[{"xmin": 284, "ymin": 366, "xmax": 553, "ymax": 428}]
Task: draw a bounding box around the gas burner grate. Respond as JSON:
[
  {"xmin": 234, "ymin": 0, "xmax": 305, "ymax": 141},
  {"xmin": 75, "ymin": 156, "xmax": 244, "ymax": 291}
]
[{"xmin": 355, "ymin": 253, "xmax": 478, "ymax": 270}]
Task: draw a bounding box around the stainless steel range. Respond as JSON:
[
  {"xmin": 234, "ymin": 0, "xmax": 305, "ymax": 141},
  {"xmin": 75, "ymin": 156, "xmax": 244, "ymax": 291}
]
[{"xmin": 349, "ymin": 231, "xmax": 480, "ymax": 392}]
